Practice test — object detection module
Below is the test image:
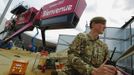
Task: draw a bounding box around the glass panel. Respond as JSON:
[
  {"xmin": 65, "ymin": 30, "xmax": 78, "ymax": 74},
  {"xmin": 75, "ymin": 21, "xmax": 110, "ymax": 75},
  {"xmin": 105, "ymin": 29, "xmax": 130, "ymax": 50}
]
[
  {"xmin": 117, "ymin": 56, "xmax": 133, "ymax": 74},
  {"xmin": 122, "ymin": 25, "xmax": 131, "ymax": 52},
  {"xmin": 56, "ymin": 44, "xmax": 69, "ymax": 52},
  {"xmin": 105, "ymin": 39, "xmax": 123, "ymax": 52},
  {"xmin": 124, "ymin": 24, "xmax": 131, "ymax": 40},
  {"xmin": 131, "ymin": 22, "xmax": 134, "ymax": 45},
  {"xmin": 105, "ymin": 27, "xmax": 124, "ymax": 39},
  {"xmin": 56, "ymin": 35, "xmax": 76, "ymax": 52},
  {"xmin": 124, "ymin": 39, "xmax": 131, "ymax": 51}
]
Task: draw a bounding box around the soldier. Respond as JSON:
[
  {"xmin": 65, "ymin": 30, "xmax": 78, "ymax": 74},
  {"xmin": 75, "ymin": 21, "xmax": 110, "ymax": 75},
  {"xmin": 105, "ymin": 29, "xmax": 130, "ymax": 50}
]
[{"xmin": 63, "ymin": 16, "xmax": 117, "ymax": 75}]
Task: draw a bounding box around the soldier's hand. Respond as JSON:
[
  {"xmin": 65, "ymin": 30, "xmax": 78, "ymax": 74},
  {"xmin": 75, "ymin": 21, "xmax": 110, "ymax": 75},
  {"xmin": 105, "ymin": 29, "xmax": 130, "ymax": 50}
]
[
  {"xmin": 91, "ymin": 67, "xmax": 105, "ymax": 75},
  {"xmin": 91, "ymin": 65, "xmax": 117, "ymax": 75},
  {"xmin": 103, "ymin": 65, "xmax": 117, "ymax": 74}
]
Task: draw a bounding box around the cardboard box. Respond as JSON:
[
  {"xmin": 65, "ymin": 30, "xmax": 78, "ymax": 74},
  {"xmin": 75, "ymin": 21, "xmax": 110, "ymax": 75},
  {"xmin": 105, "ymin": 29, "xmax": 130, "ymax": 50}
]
[{"xmin": 9, "ymin": 60, "xmax": 29, "ymax": 75}]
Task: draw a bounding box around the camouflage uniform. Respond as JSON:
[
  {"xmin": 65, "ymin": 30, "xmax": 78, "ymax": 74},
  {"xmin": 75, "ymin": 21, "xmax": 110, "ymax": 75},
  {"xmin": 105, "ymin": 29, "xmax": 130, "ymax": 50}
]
[{"xmin": 64, "ymin": 33, "xmax": 109, "ymax": 75}]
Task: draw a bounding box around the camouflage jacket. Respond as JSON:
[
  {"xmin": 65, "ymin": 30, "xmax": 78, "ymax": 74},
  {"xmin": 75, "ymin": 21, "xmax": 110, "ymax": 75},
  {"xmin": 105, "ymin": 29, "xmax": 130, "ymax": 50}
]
[{"xmin": 66, "ymin": 33, "xmax": 109, "ymax": 75}]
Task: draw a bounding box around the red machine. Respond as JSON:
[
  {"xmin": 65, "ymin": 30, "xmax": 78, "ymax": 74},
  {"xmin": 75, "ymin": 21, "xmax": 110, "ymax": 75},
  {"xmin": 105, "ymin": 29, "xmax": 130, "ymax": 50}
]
[{"xmin": 1, "ymin": 0, "xmax": 87, "ymax": 49}]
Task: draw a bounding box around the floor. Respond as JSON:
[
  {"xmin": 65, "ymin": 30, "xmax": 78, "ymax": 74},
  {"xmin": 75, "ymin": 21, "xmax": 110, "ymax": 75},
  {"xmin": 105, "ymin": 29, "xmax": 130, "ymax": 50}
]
[{"xmin": 0, "ymin": 48, "xmax": 52, "ymax": 75}]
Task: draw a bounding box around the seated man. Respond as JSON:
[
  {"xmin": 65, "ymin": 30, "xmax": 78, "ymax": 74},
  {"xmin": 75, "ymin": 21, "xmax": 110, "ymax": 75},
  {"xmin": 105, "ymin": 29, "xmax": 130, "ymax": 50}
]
[{"xmin": 62, "ymin": 16, "xmax": 117, "ymax": 75}]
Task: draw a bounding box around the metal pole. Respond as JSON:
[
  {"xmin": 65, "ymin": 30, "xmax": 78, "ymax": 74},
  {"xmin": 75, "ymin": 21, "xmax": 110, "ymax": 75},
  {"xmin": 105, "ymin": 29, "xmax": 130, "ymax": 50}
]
[
  {"xmin": 0, "ymin": 0, "xmax": 13, "ymax": 25},
  {"xmin": 41, "ymin": 29, "xmax": 46, "ymax": 50}
]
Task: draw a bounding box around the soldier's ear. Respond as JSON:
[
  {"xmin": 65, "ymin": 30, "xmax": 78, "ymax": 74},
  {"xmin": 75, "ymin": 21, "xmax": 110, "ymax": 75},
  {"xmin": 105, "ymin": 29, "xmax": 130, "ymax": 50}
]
[{"xmin": 90, "ymin": 22, "xmax": 96, "ymax": 29}]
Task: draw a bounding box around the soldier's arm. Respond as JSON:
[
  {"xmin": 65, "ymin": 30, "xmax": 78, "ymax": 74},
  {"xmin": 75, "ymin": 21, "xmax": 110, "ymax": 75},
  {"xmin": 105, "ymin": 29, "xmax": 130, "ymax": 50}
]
[
  {"xmin": 104, "ymin": 44, "xmax": 109, "ymax": 61},
  {"xmin": 68, "ymin": 33, "xmax": 94, "ymax": 75}
]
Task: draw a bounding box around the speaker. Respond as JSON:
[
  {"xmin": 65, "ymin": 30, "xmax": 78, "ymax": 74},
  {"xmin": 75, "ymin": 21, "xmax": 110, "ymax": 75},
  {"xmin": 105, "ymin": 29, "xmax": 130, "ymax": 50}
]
[{"xmin": 38, "ymin": 13, "xmax": 79, "ymax": 29}]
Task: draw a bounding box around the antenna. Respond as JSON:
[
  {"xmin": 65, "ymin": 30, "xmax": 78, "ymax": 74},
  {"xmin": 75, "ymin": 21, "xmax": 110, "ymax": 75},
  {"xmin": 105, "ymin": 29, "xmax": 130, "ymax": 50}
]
[
  {"xmin": 106, "ymin": 47, "xmax": 116, "ymax": 66},
  {"xmin": 109, "ymin": 47, "xmax": 116, "ymax": 61}
]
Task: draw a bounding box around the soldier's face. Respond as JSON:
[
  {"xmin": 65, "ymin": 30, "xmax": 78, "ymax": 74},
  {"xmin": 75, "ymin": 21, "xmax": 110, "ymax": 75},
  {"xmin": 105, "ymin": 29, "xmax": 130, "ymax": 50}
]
[{"xmin": 92, "ymin": 23, "xmax": 106, "ymax": 34}]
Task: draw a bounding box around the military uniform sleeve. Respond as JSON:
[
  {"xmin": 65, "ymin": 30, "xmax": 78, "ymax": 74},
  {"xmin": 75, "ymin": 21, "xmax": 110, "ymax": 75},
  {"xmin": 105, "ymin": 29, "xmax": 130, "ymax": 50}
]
[
  {"xmin": 68, "ymin": 33, "xmax": 94, "ymax": 75},
  {"xmin": 104, "ymin": 43, "xmax": 110, "ymax": 61},
  {"xmin": 106, "ymin": 45, "xmax": 109, "ymax": 59}
]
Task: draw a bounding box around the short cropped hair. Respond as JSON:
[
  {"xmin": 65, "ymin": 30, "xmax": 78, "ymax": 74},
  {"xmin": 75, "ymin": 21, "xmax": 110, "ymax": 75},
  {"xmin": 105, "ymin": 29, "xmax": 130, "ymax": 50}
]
[{"xmin": 90, "ymin": 16, "xmax": 106, "ymax": 29}]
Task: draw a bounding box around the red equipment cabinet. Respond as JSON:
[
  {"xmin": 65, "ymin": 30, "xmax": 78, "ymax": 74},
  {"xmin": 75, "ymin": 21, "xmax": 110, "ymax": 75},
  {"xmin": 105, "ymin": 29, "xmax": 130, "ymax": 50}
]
[{"xmin": 36, "ymin": 0, "xmax": 87, "ymax": 29}]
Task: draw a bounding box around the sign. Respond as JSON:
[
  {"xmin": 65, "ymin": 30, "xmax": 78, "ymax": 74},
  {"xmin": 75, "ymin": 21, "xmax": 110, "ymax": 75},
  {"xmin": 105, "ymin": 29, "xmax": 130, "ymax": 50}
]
[{"xmin": 41, "ymin": 0, "xmax": 78, "ymax": 19}]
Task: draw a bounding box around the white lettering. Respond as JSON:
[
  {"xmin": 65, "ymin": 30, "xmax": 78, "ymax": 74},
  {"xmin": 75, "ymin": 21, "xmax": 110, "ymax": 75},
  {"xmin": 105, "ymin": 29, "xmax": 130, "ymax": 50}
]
[{"xmin": 43, "ymin": 5, "xmax": 73, "ymax": 17}]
